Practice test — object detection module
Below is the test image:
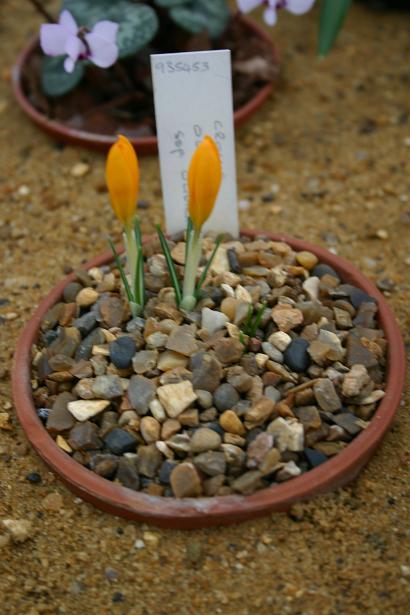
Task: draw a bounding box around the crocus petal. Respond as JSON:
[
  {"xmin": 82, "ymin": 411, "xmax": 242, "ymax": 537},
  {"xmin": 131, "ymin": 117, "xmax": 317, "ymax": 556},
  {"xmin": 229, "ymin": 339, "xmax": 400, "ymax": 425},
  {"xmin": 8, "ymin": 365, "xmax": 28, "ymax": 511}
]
[
  {"xmin": 285, "ymin": 0, "xmax": 316, "ymax": 15},
  {"xmin": 188, "ymin": 136, "xmax": 222, "ymax": 232},
  {"xmin": 85, "ymin": 21, "xmax": 119, "ymax": 68},
  {"xmin": 59, "ymin": 9, "xmax": 78, "ymax": 34},
  {"xmin": 40, "ymin": 24, "xmax": 70, "ymax": 56},
  {"xmin": 236, "ymin": 0, "xmax": 263, "ymax": 13},
  {"xmin": 263, "ymin": 6, "xmax": 277, "ymax": 25},
  {"xmin": 106, "ymin": 135, "xmax": 139, "ymax": 228}
]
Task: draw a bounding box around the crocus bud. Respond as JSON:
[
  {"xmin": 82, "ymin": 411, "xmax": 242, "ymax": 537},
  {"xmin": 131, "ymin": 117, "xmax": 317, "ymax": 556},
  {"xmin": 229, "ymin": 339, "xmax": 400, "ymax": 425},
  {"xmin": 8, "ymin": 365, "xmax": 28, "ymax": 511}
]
[
  {"xmin": 106, "ymin": 135, "xmax": 139, "ymax": 228},
  {"xmin": 188, "ymin": 136, "xmax": 222, "ymax": 232}
]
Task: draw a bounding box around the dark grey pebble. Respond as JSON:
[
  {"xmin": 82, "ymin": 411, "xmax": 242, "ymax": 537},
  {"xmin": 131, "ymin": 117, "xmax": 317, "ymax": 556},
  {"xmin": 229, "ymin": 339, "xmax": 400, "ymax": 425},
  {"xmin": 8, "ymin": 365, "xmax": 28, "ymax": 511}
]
[
  {"xmin": 74, "ymin": 312, "xmax": 97, "ymax": 337},
  {"xmin": 41, "ymin": 330, "xmax": 59, "ymax": 347},
  {"xmin": 159, "ymin": 460, "xmax": 178, "ymax": 484},
  {"xmin": 283, "ymin": 338, "xmax": 311, "ymax": 373},
  {"xmin": 312, "ymin": 263, "xmax": 340, "ymax": 280},
  {"xmin": 75, "ymin": 328, "xmax": 105, "ymax": 361},
  {"xmin": 109, "ymin": 336, "xmax": 137, "ymax": 369},
  {"xmin": 63, "ymin": 282, "xmax": 82, "ymax": 303},
  {"xmin": 227, "ymin": 248, "xmax": 241, "ymax": 273},
  {"xmin": 104, "ymin": 429, "xmax": 137, "ymax": 455},
  {"xmin": 203, "ymin": 422, "xmax": 225, "ymax": 437},
  {"xmin": 213, "ymin": 383, "xmax": 240, "ymax": 411},
  {"xmin": 37, "ymin": 407, "xmax": 50, "ymax": 422},
  {"xmin": 115, "ymin": 458, "xmax": 140, "ymax": 490},
  {"xmin": 304, "ymin": 448, "xmax": 327, "ymax": 468},
  {"xmin": 26, "ymin": 472, "xmax": 42, "ymax": 484}
]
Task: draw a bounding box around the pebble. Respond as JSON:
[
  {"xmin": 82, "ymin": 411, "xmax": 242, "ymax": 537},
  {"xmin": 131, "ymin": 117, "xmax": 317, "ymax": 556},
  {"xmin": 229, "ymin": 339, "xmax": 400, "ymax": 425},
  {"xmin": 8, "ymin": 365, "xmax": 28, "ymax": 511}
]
[
  {"xmin": 276, "ymin": 461, "xmax": 301, "ymax": 482},
  {"xmin": 196, "ymin": 389, "xmax": 213, "ymax": 409},
  {"xmin": 170, "ymin": 463, "xmax": 202, "ymax": 497},
  {"xmin": 193, "ymin": 451, "xmax": 226, "ymax": 476},
  {"xmin": 116, "ymin": 458, "xmax": 140, "ymax": 490},
  {"xmin": 244, "ymin": 397, "xmax": 275, "ymax": 428},
  {"xmin": 201, "ymin": 307, "xmax": 229, "ymax": 334},
  {"xmin": 68, "ymin": 421, "xmax": 102, "ymax": 450},
  {"xmin": 304, "ymin": 447, "xmax": 327, "ymax": 467},
  {"xmin": 219, "ymin": 410, "xmax": 245, "ymax": 435},
  {"xmin": 56, "ymin": 435, "xmax": 73, "ymax": 453},
  {"xmin": 71, "ymin": 162, "xmax": 90, "ymax": 177},
  {"xmin": 214, "ymin": 338, "xmax": 244, "ymax": 364},
  {"xmin": 191, "ymin": 353, "xmax": 223, "ymax": 392},
  {"xmin": 294, "ymin": 406, "xmax": 322, "ymax": 431},
  {"xmin": 104, "ymin": 429, "xmax": 137, "ymax": 455},
  {"xmin": 2, "ymin": 519, "xmax": 33, "ymax": 543},
  {"xmin": 342, "ymin": 364, "xmax": 370, "ymax": 397},
  {"xmin": 261, "ymin": 342, "xmax": 283, "ymax": 363},
  {"xmin": 74, "ymin": 312, "xmax": 97, "ymax": 336},
  {"xmin": 284, "ymin": 339, "xmax": 311, "ymax": 374},
  {"xmin": 99, "ymin": 295, "xmax": 125, "ymax": 328},
  {"xmin": 213, "ymin": 383, "xmax": 240, "ymax": 411},
  {"xmin": 67, "ymin": 399, "xmax": 110, "ymax": 421},
  {"xmin": 226, "ymin": 366, "xmax": 253, "ymax": 392},
  {"xmin": 232, "ymin": 470, "xmax": 263, "ymax": 494},
  {"xmin": 140, "ymin": 417, "xmax": 161, "ymax": 443},
  {"xmin": 137, "ymin": 444, "xmax": 163, "ymax": 477},
  {"xmin": 247, "ymin": 432, "xmax": 274, "ymax": 468},
  {"xmin": 109, "ymin": 336, "xmax": 136, "ymax": 369},
  {"xmin": 167, "ymin": 433, "xmax": 191, "ymax": 454},
  {"xmin": 166, "ymin": 325, "xmax": 198, "ymax": 356},
  {"xmin": 46, "ymin": 391, "xmax": 76, "ymax": 433},
  {"xmin": 76, "ymin": 287, "xmax": 99, "ymax": 307},
  {"xmin": 132, "ymin": 350, "xmax": 158, "ymax": 374},
  {"xmin": 271, "ymin": 305, "xmax": 303, "ymax": 332},
  {"xmin": 149, "ymin": 399, "xmax": 166, "ymax": 422},
  {"xmin": 127, "ymin": 375, "xmax": 156, "ymax": 414},
  {"xmin": 296, "ymin": 251, "xmax": 318, "ymax": 270},
  {"xmin": 91, "ymin": 454, "xmax": 118, "ymax": 478},
  {"xmin": 308, "ymin": 330, "xmax": 345, "ymax": 365},
  {"xmin": 259, "ymin": 448, "xmax": 281, "ymax": 475},
  {"xmin": 303, "ymin": 276, "xmax": 320, "ymax": 301},
  {"xmin": 26, "ymin": 472, "xmax": 42, "ymax": 484},
  {"xmin": 75, "ymin": 328, "xmax": 105, "ymax": 361},
  {"xmin": 190, "ymin": 428, "xmax": 222, "ymax": 453},
  {"xmin": 267, "ymin": 418, "xmax": 304, "ymax": 452},
  {"xmin": 157, "ymin": 350, "xmax": 188, "ymax": 371},
  {"xmin": 312, "ymin": 263, "xmax": 340, "ymax": 280},
  {"xmin": 313, "ymin": 379, "xmax": 341, "ymax": 412},
  {"xmin": 331, "ymin": 412, "xmax": 363, "ymax": 435},
  {"xmin": 91, "ymin": 375, "xmax": 123, "ymax": 400},
  {"xmin": 158, "ymin": 460, "xmax": 177, "ymax": 484},
  {"xmin": 157, "ymin": 381, "xmax": 197, "ymax": 417}
]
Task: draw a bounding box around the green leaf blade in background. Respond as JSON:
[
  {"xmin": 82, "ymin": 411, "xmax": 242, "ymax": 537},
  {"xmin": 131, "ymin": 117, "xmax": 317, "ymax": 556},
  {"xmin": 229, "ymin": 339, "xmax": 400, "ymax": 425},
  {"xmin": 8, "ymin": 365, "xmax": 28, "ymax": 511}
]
[{"xmin": 318, "ymin": 0, "xmax": 352, "ymax": 57}]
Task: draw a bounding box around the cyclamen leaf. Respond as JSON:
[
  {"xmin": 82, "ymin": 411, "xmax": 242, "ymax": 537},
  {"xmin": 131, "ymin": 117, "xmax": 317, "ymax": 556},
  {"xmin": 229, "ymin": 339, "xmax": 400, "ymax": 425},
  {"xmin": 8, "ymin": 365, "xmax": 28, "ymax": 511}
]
[
  {"xmin": 41, "ymin": 56, "xmax": 85, "ymax": 97},
  {"xmin": 318, "ymin": 0, "xmax": 352, "ymax": 57}
]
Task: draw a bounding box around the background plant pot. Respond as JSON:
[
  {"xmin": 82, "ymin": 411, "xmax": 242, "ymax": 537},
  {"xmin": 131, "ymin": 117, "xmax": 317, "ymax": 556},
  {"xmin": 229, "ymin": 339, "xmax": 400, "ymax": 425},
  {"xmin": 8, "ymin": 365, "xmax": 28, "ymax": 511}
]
[
  {"xmin": 12, "ymin": 231, "xmax": 405, "ymax": 528},
  {"xmin": 11, "ymin": 17, "xmax": 278, "ymax": 154}
]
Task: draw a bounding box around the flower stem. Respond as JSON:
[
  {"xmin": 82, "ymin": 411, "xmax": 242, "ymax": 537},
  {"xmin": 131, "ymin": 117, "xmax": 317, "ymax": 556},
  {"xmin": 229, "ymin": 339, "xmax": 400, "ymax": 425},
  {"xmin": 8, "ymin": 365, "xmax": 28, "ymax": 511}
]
[
  {"xmin": 181, "ymin": 226, "xmax": 202, "ymax": 311},
  {"xmin": 124, "ymin": 224, "xmax": 140, "ymax": 315},
  {"xmin": 26, "ymin": 0, "xmax": 55, "ymax": 22}
]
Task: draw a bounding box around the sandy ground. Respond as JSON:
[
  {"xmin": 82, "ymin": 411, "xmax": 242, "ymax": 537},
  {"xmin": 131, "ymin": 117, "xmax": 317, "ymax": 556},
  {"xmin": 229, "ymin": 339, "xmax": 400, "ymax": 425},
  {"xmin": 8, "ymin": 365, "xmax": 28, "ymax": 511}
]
[{"xmin": 0, "ymin": 1, "xmax": 409, "ymax": 614}]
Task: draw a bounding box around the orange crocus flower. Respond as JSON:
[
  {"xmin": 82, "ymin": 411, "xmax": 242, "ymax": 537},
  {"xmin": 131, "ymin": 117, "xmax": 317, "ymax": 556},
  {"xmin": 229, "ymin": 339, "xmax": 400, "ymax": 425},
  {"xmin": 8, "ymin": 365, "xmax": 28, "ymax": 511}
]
[
  {"xmin": 188, "ymin": 136, "xmax": 222, "ymax": 232},
  {"xmin": 106, "ymin": 135, "xmax": 139, "ymax": 228}
]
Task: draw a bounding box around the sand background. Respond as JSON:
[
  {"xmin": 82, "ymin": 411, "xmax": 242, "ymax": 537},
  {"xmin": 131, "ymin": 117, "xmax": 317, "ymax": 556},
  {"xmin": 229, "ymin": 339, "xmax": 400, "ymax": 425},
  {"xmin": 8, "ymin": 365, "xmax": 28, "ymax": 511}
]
[{"xmin": 0, "ymin": 1, "xmax": 409, "ymax": 613}]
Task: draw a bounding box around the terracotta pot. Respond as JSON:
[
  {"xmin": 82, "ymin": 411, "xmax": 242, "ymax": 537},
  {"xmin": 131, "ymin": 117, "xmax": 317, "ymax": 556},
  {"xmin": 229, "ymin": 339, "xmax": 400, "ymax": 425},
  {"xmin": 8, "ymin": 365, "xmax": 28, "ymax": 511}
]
[
  {"xmin": 12, "ymin": 231, "xmax": 405, "ymax": 528},
  {"xmin": 11, "ymin": 17, "xmax": 278, "ymax": 154}
]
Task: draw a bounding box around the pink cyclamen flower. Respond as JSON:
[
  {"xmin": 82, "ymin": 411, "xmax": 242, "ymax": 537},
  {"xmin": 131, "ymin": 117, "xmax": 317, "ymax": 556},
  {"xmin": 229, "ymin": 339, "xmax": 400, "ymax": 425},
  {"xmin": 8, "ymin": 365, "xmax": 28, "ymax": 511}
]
[
  {"xmin": 237, "ymin": 0, "xmax": 315, "ymax": 26},
  {"xmin": 40, "ymin": 10, "xmax": 119, "ymax": 73}
]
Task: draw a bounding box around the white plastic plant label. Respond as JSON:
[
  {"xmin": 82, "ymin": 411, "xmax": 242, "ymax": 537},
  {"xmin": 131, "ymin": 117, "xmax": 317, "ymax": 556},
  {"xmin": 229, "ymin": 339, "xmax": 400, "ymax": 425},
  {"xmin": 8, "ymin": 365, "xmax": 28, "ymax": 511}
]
[{"xmin": 150, "ymin": 49, "xmax": 239, "ymax": 237}]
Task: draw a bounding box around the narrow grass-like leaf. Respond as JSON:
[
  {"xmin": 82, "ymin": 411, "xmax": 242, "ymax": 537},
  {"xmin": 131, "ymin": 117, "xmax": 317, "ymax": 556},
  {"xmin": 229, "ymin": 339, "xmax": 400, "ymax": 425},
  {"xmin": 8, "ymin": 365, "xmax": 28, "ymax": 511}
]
[
  {"xmin": 195, "ymin": 234, "xmax": 224, "ymax": 297},
  {"xmin": 134, "ymin": 217, "xmax": 145, "ymax": 310},
  {"xmin": 108, "ymin": 237, "xmax": 134, "ymax": 305},
  {"xmin": 318, "ymin": 0, "xmax": 352, "ymax": 57},
  {"xmin": 249, "ymin": 302, "xmax": 267, "ymax": 337},
  {"xmin": 156, "ymin": 225, "xmax": 182, "ymax": 306}
]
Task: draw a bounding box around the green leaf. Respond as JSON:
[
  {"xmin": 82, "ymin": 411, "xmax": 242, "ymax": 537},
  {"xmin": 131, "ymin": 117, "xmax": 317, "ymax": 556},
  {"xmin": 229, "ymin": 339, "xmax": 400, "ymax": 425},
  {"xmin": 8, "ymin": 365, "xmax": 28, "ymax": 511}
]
[
  {"xmin": 62, "ymin": 0, "xmax": 159, "ymax": 58},
  {"xmin": 41, "ymin": 56, "xmax": 85, "ymax": 97},
  {"xmin": 195, "ymin": 234, "xmax": 223, "ymax": 297},
  {"xmin": 107, "ymin": 237, "xmax": 135, "ymax": 305},
  {"xmin": 155, "ymin": 225, "xmax": 182, "ymax": 306},
  {"xmin": 250, "ymin": 302, "xmax": 267, "ymax": 337},
  {"xmin": 134, "ymin": 218, "xmax": 145, "ymax": 311},
  {"xmin": 154, "ymin": 0, "xmax": 189, "ymax": 7},
  {"xmin": 168, "ymin": 0, "xmax": 230, "ymax": 38},
  {"xmin": 318, "ymin": 0, "xmax": 352, "ymax": 57}
]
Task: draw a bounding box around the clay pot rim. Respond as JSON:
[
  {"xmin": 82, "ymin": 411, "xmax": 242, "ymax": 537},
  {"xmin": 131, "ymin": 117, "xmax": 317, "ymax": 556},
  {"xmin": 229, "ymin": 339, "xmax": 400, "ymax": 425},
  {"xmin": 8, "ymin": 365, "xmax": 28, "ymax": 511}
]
[
  {"xmin": 11, "ymin": 16, "xmax": 278, "ymax": 154},
  {"xmin": 12, "ymin": 231, "xmax": 405, "ymax": 528}
]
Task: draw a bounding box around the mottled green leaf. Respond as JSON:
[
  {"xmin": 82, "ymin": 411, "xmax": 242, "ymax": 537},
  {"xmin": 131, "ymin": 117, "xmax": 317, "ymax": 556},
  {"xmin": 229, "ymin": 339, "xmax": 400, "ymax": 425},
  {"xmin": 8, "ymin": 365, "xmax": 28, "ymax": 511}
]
[{"xmin": 41, "ymin": 56, "xmax": 85, "ymax": 97}]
